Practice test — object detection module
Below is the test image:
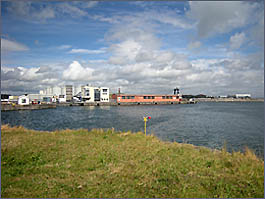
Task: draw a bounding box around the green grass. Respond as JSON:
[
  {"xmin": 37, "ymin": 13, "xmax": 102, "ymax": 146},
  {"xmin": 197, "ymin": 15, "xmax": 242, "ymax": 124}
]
[{"xmin": 1, "ymin": 125, "xmax": 264, "ymax": 198}]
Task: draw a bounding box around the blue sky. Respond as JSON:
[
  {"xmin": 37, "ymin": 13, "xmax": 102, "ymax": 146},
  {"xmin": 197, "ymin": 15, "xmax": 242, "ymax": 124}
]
[{"xmin": 1, "ymin": 1, "xmax": 264, "ymax": 97}]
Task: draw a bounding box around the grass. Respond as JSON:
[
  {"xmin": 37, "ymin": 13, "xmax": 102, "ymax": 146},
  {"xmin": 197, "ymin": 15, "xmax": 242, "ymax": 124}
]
[{"xmin": 1, "ymin": 124, "xmax": 264, "ymax": 198}]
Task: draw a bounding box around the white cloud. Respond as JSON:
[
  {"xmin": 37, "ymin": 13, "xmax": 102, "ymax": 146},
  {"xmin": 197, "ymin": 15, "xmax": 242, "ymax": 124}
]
[
  {"xmin": 57, "ymin": 45, "xmax": 72, "ymax": 50},
  {"xmin": 68, "ymin": 48, "xmax": 106, "ymax": 54},
  {"xmin": 249, "ymin": 8, "xmax": 264, "ymax": 48},
  {"xmin": 7, "ymin": 1, "xmax": 56, "ymax": 22},
  {"xmin": 57, "ymin": 3, "xmax": 87, "ymax": 18},
  {"xmin": 83, "ymin": 1, "xmax": 99, "ymax": 8},
  {"xmin": 91, "ymin": 15, "xmax": 121, "ymax": 24},
  {"xmin": 33, "ymin": 6, "xmax": 55, "ymax": 21},
  {"xmin": 150, "ymin": 10, "xmax": 192, "ymax": 29},
  {"xmin": 2, "ymin": 1, "xmax": 263, "ymax": 97},
  {"xmin": 6, "ymin": 1, "xmax": 98, "ymax": 23},
  {"xmin": 188, "ymin": 41, "xmax": 201, "ymax": 49},
  {"xmin": 187, "ymin": 1, "xmax": 258, "ymax": 38},
  {"xmin": 229, "ymin": 32, "xmax": 246, "ymax": 50},
  {"xmin": 1, "ymin": 38, "xmax": 29, "ymax": 52},
  {"xmin": 62, "ymin": 61, "xmax": 94, "ymax": 81}
]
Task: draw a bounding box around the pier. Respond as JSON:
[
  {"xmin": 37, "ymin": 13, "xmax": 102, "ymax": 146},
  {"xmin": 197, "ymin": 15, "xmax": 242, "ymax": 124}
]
[{"xmin": 1, "ymin": 104, "xmax": 56, "ymax": 111}]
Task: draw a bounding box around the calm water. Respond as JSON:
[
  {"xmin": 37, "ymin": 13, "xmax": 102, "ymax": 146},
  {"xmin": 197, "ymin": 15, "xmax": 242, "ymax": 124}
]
[{"xmin": 1, "ymin": 102, "xmax": 264, "ymax": 157}]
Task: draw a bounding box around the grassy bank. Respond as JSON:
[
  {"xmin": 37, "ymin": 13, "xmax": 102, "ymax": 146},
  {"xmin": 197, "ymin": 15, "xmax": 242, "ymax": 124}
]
[{"xmin": 1, "ymin": 125, "xmax": 264, "ymax": 198}]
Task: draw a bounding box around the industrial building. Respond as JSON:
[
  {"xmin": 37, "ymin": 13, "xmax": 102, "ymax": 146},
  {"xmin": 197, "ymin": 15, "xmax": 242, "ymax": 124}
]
[
  {"xmin": 116, "ymin": 94, "xmax": 181, "ymax": 103},
  {"xmin": 235, "ymin": 94, "xmax": 251, "ymax": 98},
  {"xmin": 114, "ymin": 88, "xmax": 181, "ymax": 103}
]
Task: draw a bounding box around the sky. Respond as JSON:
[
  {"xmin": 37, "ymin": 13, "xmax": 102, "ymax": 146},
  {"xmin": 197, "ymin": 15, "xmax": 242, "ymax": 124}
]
[{"xmin": 1, "ymin": 0, "xmax": 264, "ymax": 97}]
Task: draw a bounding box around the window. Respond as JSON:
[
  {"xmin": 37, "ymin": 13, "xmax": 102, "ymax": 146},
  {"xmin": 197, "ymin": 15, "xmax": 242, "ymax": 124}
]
[
  {"xmin": 143, "ymin": 96, "xmax": 147, "ymax": 99},
  {"xmin": 152, "ymin": 96, "xmax": 155, "ymax": 99},
  {"xmin": 126, "ymin": 96, "xmax": 130, "ymax": 99},
  {"xmin": 85, "ymin": 89, "xmax": 90, "ymax": 96},
  {"xmin": 162, "ymin": 96, "xmax": 166, "ymax": 99},
  {"xmin": 166, "ymin": 96, "xmax": 170, "ymax": 99},
  {"xmin": 170, "ymin": 96, "xmax": 173, "ymax": 99},
  {"xmin": 103, "ymin": 89, "xmax": 108, "ymax": 92},
  {"xmin": 131, "ymin": 96, "xmax": 135, "ymax": 99},
  {"xmin": 22, "ymin": 99, "xmax": 26, "ymax": 103},
  {"xmin": 122, "ymin": 96, "xmax": 125, "ymax": 99}
]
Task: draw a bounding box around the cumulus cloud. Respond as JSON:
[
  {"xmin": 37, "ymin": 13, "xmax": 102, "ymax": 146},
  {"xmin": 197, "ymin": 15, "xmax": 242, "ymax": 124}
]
[
  {"xmin": 229, "ymin": 32, "xmax": 246, "ymax": 50},
  {"xmin": 62, "ymin": 61, "xmax": 94, "ymax": 81},
  {"xmin": 1, "ymin": 38, "xmax": 29, "ymax": 52},
  {"xmin": 187, "ymin": 1, "xmax": 258, "ymax": 38},
  {"xmin": 1, "ymin": 1, "xmax": 263, "ymax": 97},
  {"xmin": 101, "ymin": 12, "xmax": 263, "ymax": 96}
]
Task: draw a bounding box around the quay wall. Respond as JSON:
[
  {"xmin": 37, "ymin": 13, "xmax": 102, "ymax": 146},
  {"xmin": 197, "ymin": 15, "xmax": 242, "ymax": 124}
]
[
  {"xmin": 3, "ymin": 98, "xmax": 261, "ymax": 111},
  {"xmin": 57, "ymin": 101, "xmax": 191, "ymax": 107},
  {"xmin": 1, "ymin": 104, "xmax": 56, "ymax": 111},
  {"xmin": 195, "ymin": 98, "xmax": 264, "ymax": 102}
]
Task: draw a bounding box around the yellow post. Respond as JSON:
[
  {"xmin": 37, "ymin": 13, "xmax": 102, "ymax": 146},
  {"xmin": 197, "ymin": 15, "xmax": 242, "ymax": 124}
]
[{"xmin": 144, "ymin": 117, "xmax": 147, "ymax": 136}]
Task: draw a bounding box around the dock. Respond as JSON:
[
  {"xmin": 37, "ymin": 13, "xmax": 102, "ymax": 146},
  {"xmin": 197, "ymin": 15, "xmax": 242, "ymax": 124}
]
[
  {"xmin": 1, "ymin": 100, "xmax": 194, "ymax": 111},
  {"xmin": 57, "ymin": 100, "xmax": 193, "ymax": 107},
  {"xmin": 1, "ymin": 104, "xmax": 57, "ymax": 111}
]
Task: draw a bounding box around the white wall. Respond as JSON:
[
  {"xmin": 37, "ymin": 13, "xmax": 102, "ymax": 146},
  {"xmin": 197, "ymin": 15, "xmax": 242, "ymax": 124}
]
[
  {"xmin": 100, "ymin": 87, "xmax": 109, "ymax": 102},
  {"xmin": 81, "ymin": 86, "xmax": 95, "ymax": 102},
  {"xmin": 52, "ymin": 86, "xmax": 62, "ymax": 96},
  {"xmin": 18, "ymin": 96, "xmax": 30, "ymax": 105}
]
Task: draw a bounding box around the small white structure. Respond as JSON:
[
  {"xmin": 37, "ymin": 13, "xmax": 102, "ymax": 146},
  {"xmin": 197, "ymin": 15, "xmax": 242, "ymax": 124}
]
[
  {"xmin": 28, "ymin": 94, "xmax": 54, "ymax": 104},
  {"xmin": 58, "ymin": 95, "xmax": 66, "ymax": 103},
  {"xmin": 236, "ymin": 94, "xmax": 251, "ymax": 98},
  {"xmin": 18, "ymin": 95, "xmax": 30, "ymax": 105},
  {"xmin": 100, "ymin": 87, "xmax": 109, "ymax": 102},
  {"xmin": 9, "ymin": 95, "xmax": 19, "ymax": 103}
]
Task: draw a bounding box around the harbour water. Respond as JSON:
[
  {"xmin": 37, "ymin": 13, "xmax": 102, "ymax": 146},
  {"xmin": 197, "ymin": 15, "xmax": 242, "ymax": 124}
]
[{"xmin": 1, "ymin": 102, "xmax": 264, "ymax": 157}]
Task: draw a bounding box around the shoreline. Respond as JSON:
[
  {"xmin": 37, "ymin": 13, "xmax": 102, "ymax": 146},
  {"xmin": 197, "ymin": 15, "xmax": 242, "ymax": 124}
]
[
  {"xmin": 1, "ymin": 98, "xmax": 263, "ymax": 111},
  {"xmin": 194, "ymin": 98, "xmax": 264, "ymax": 102}
]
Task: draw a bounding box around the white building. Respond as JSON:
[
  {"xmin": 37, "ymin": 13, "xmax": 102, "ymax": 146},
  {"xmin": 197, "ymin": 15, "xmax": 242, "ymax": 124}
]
[
  {"xmin": 100, "ymin": 87, "xmax": 109, "ymax": 102},
  {"xmin": 236, "ymin": 94, "xmax": 251, "ymax": 98},
  {"xmin": 81, "ymin": 86, "xmax": 109, "ymax": 102},
  {"xmin": 28, "ymin": 94, "xmax": 55, "ymax": 103},
  {"xmin": 73, "ymin": 85, "xmax": 82, "ymax": 96},
  {"xmin": 39, "ymin": 85, "xmax": 110, "ymax": 103},
  {"xmin": 81, "ymin": 85, "xmax": 94, "ymax": 102},
  {"xmin": 18, "ymin": 95, "xmax": 30, "ymax": 105},
  {"xmin": 58, "ymin": 95, "xmax": 66, "ymax": 103}
]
